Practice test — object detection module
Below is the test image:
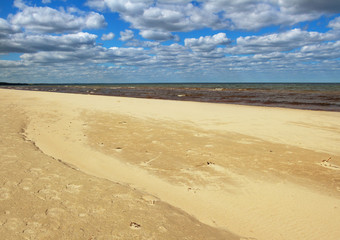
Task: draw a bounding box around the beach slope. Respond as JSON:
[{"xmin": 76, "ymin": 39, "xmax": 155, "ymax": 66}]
[{"xmin": 1, "ymin": 89, "xmax": 340, "ymax": 240}]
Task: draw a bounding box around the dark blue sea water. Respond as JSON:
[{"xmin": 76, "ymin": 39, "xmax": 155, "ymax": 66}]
[{"xmin": 1, "ymin": 83, "xmax": 340, "ymax": 111}]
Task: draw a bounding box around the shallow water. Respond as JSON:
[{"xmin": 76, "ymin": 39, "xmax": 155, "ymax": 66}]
[{"xmin": 2, "ymin": 83, "xmax": 340, "ymax": 111}]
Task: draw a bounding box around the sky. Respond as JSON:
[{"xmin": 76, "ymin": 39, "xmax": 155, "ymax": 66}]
[{"xmin": 0, "ymin": 0, "xmax": 340, "ymax": 83}]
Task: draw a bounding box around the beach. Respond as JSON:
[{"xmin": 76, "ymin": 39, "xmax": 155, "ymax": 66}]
[{"xmin": 1, "ymin": 88, "xmax": 340, "ymax": 239}]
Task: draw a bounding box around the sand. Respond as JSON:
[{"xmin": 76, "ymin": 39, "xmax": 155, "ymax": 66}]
[{"xmin": 0, "ymin": 88, "xmax": 340, "ymax": 240}]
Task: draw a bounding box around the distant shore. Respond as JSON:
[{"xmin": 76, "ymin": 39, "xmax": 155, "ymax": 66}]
[{"xmin": 1, "ymin": 88, "xmax": 340, "ymax": 240}]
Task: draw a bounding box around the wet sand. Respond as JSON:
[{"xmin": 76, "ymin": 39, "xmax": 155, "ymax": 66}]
[{"xmin": 1, "ymin": 89, "xmax": 340, "ymax": 240}]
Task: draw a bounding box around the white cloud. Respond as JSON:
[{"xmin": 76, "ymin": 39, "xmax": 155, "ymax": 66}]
[
  {"xmin": 0, "ymin": 60, "xmax": 26, "ymax": 68},
  {"xmin": 229, "ymin": 28, "xmax": 334, "ymax": 54},
  {"xmin": 85, "ymin": 0, "xmax": 107, "ymax": 11},
  {"xmin": 101, "ymin": 32, "xmax": 115, "ymax": 40},
  {"xmin": 1, "ymin": 0, "xmax": 339, "ymax": 83},
  {"xmin": 204, "ymin": 0, "xmax": 322, "ymax": 30},
  {"xmin": 299, "ymin": 41, "xmax": 340, "ymax": 59},
  {"xmin": 19, "ymin": 45, "xmax": 151, "ymax": 67},
  {"xmin": 142, "ymin": 7, "xmax": 183, "ymax": 23},
  {"xmin": 13, "ymin": 0, "xmax": 26, "ymax": 10},
  {"xmin": 42, "ymin": 0, "xmax": 51, "ymax": 3},
  {"xmin": 278, "ymin": 0, "xmax": 340, "ymax": 14},
  {"xmin": 125, "ymin": 40, "xmax": 160, "ymax": 48},
  {"xmin": 10, "ymin": 3, "xmax": 106, "ymax": 33},
  {"xmin": 126, "ymin": 3, "xmax": 228, "ymax": 39},
  {"xmin": 120, "ymin": 29, "xmax": 134, "ymax": 41},
  {"xmin": 139, "ymin": 29, "xmax": 175, "ymax": 41},
  {"xmin": 5, "ymin": 27, "xmax": 339, "ymax": 77},
  {"xmin": 0, "ymin": 32, "xmax": 97, "ymax": 53},
  {"xmin": 328, "ymin": 16, "xmax": 340, "ymax": 30},
  {"xmin": 0, "ymin": 18, "xmax": 21, "ymax": 38},
  {"xmin": 86, "ymin": 0, "xmax": 336, "ymax": 36},
  {"xmin": 108, "ymin": 46, "xmax": 146, "ymax": 57},
  {"xmin": 86, "ymin": 0, "xmax": 151, "ymax": 19},
  {"xmin": 87, "ymin": 0, "xmax": 227, "ymax": 40},
  {"xmin": 185, "ymin": 33, "xmax": 231, "ymax": 52},
  {"xmin": 3, "ymin": 36, "xmax": 340, "ymax": 83},
  {"xmin": 85, "ymin": 12, "xmax": 107, "ymax": 29}
]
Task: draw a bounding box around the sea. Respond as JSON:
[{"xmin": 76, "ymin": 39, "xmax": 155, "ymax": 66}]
[{"xmin": 1, "ymin": 83, "xmax": 340, "ymax": 112}]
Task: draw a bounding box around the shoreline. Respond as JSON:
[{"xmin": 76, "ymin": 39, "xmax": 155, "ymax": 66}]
[
  {"xmin": 1, "ymin": 88, "xmax": 340, "ymax": 240},
  {"xmin": 1, "ymin": 82, "xmax": 340, "ymax": 112}
]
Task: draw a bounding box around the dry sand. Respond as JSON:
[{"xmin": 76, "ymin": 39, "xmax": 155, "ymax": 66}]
[{"xmin": 1, "ymin": 88, "xmax": 340, "ymax": 240}]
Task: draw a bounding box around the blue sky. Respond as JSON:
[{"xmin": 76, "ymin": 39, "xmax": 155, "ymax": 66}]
[{"xmin": 1, "ymin": 0, "xmax": 340, "ymax": 83}]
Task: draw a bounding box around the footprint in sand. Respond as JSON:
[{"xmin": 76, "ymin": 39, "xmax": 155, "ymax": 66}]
[
  {"xmin": 319, "ymin": 157, "xmax": 340, "ymax": 170},
  {"xmin": 141, "ymin": 195, "xmax": 158, "ymax": 205},
  {"xmin": 115, "ymin": 147, "xmax": 123, "ymax": 152},
  {"xmin": 45, "ymin": 208, "xmax": 65, "ymax": 218},
  {"xmin": 129, "ymin": 222, "xmax": 141, "ymax": 230},
  {"xmin": 29, "ymin": 168, "xmax": 42, "ymax": 176},
  {"xmin": 206, "ymin": 162, "xmax": 227, "ymax": 174},
  {"xmin": 65, "ymin": 184, "xmax": 82, "ymax": 194},
  {"xmin": 320, "ymin": 162, "xmax": 340, "ymax": 170},
  {"xmin": 187, "ymin": 187, "xmax": 200, "ymax": 193},
  {"xmin": 36, "ymin": 188, "xmax": 60, "ymax": 200}
]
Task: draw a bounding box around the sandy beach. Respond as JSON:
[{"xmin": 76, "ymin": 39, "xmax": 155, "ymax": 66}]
[{"xmin": 1, "ymin": 88, "xmax": 340, "ymax": 240}]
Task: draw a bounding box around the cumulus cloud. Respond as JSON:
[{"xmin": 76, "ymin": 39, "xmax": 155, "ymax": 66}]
[
  {"xmin": 0, "ymin": 60, "xmax": 26, "ymax": 68},
  {"xmin": 5, "ymin": 27, "xmax": 339, "ymax": 76},
  {"xmin": 108, "ymin": 47, "xmax": 149, "ymax": 61},
  {"xmin": 185, "ymin": 33, "xmax": 231, "ymax": 52},
  {"xmin": 0, "ymin": 18, "xmax": 21, "ymax": 39},
  {"xmin": 10, "ymin": 2, "xmax": 106, "ymax": 33},
  {"xmin": 86, "ymin": 0, "xmax": 337, "ymax": 36},
  {"xmin": 124, "ymin": 39, "xmax": 160, "ymax": 48},
  {"xmin": 20, "ymin": 49, "xmax": 96, "ymax": 64},
  {"xmin": 101, "ymin": 32, "xmax": 115, "ymax": 40},
  {"xmin": 87, "ymin": 0, "xmax": 150, "ymax": 14},
  {"xmin": 204, "ymin": 0, "xmax": 323, "ymax": 30},
  {"xmin": 328, "ymin": 17, "xmax": 340, "ymax": 30},
  {"xmin": 19, "ymin": 45, "xmax": 151, "ymax": 67},
  {"xmin": 139, "ymin": 29, "xmax": 175, "ymax": 41},
  {"xmin": 120, "ymin": 29, "xmax": 134, "ymax": 41},
  {"xmin": 230, "ymin": 28, "xmax": 333, "ymax": 54},
  {"xmin": 278, "ymin": 0, "xmax": 340, "ymax": 14},
  {"xmin": 0, "ymin": 32, "xmax": 97, "ymax": 53},
  {"xmin": 0, "ymin": 0, "xmax": 339, "ymax": 83},
  {"xmin": 299, "ymin": 41, "xmax": 340, "ymax": 60},
  {"xmin": 13, "ymin": 0, "xmax": 26, "ymax": 9},
  {"xmin": 87, "ymin": 0, "xmax": 228, "ymax": 40},
  {"xmin": 85, "ymin": 0, "xmax": 107, "ymax": 11},
  {"xmin": 85, "ymin": 12, "xmax": 107, "ymax": 29}
]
